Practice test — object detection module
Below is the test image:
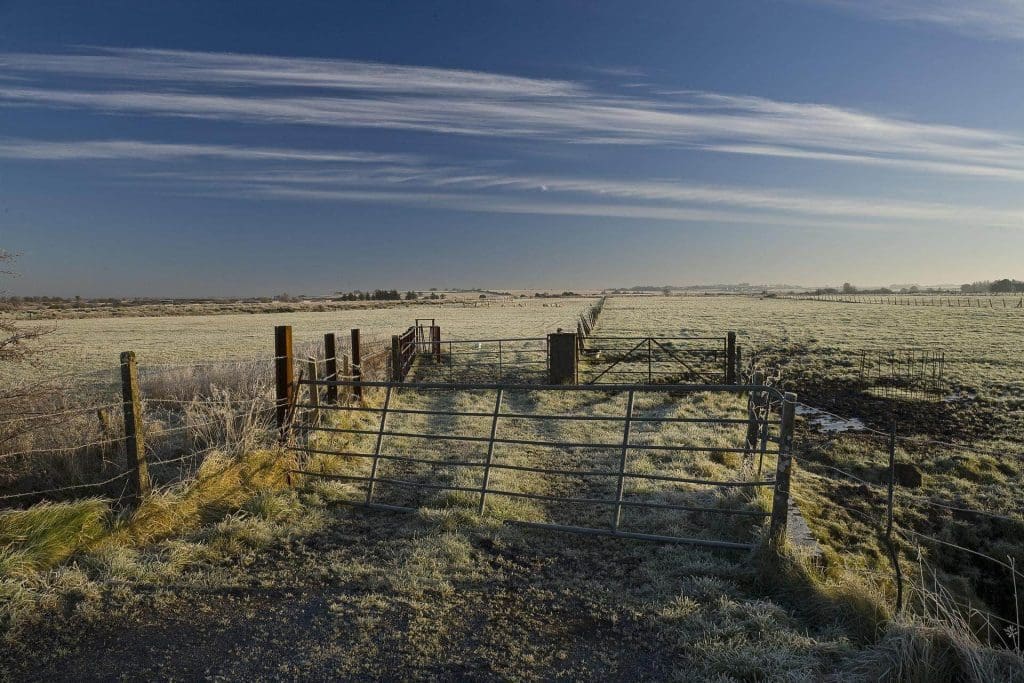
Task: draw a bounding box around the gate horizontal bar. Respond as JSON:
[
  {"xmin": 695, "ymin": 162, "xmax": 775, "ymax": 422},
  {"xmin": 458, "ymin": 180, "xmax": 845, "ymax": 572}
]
[
  {"xmin": 507, "ymin": 521, "xmax": 756, "ymax": 550},
  {"xmin": 291, "ymin": 468, "xmax": 769, "ymax": 517},
  {"xmin": 296, "ymin": 378, "xmax": 786, "ymax": 398},
  {"xmin": 288, "ymin": 448, "xmax": 774, "ymax": 487}
]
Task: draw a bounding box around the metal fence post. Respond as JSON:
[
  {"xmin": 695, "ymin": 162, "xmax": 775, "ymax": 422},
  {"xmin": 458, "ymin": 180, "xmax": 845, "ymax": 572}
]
[
  {"xmin": 274, "ymin": 325, "xmax": 294, "ymax": 440},
  {"xmin": 350, "ymin": 328, "xmax": 362, "ymax": 401},
  {"xmin": 120, "ymin": 351, "xmax": 150, "ymax": 505},
  {"xmin": 324, "ymin": 333, "xmax": 338, "ymax": 405},
  {"xmin": 769, "ymin": 391, "xmax": 796, "ymax": 548}
]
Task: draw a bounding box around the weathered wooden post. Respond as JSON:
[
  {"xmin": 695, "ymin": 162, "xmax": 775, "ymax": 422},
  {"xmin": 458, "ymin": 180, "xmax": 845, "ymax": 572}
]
[
  {"xmin": 323, "ymin": 333, "xmax": 338, "ymax": 405},
  {"xmin": 350, "ymin": 328, "xmax": 362, "ymax": 401},
  {"xmin": 119, "ymin": 351, "xmax": 150, "ymax": 505},
  {"xmin": 769, "ymin": 391, "xmax": 797, "ymax": 548},
  {"xmin": 548, "ymin": 331, "xmax": 578, "ymax": 384},
  {"xmin": 274, "ymin": 325, "xmax": 294, "ymax": 440},
  {"xmin": 390, "ymin": 335, "xmax": 403, "ymax": 381},
  {"xmin": 726, "ymin": 331, "xmax": 737, "ymax": 384}
]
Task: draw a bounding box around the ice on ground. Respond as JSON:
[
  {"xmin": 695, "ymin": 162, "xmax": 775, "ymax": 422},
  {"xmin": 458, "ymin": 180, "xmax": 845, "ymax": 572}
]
[{"xmin": 795, "ymin": 404, "xmax": 866, "ymax": 433}]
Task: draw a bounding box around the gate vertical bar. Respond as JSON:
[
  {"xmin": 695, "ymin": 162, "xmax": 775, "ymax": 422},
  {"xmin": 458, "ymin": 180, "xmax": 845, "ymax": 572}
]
[
  {"xmin": 726, "ymin": 332, "xmax": 737, "ymax": 384},
  {"xmin": 612, "ymin": 390, "xmax": 636, "ymax": 532},
  {"xmin": 350, "ymin": 328, "xmax": 362, "ymax": 401},
  {"xmin": 647, "ymin": 338, "xmax": 652, "ymax": 383},
  {"xmin": 365, "ymin": 385, "xmax": 393, "ymax": 504},
  {"xmin": 743, "ymin": 371, "xmax": 765, "ymax": 464},
  {"xmin": 477, "ymin": 388, "xmax": 504, "ymax": 514},
  {"xmin": 769, "ymin": 392, "xmax": 797, "ymax": 548},
  {"xmin": 305, "ymin": 357, "xmax": 320, "ymax": 429}
]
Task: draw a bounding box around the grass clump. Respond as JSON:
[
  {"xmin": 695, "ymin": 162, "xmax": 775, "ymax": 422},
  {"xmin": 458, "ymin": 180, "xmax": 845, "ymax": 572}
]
[{"xmin": 0, "ymin": 500, "xmax": 108, "ymax": 576}]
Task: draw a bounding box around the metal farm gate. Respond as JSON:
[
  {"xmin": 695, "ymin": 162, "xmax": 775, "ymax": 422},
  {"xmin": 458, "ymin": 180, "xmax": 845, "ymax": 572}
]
[
  {"xmin": 580, "ymin": 335, "xmax": 735, "ymax": 385},
  {"xmin": 285, "ymin": 379, "xmax": 796, "ymax": 550}
]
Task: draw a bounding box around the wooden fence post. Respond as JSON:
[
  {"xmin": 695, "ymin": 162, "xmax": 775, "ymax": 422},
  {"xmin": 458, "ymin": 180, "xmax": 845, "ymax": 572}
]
[
  {"xmin": 769, "ymin": 391, "xmax": 797, "ymax": 548},
  {"xmin": 726, "ymin": 331, "xmax": 737, "ymax": 384},
  {"xmin": 548, "ymin": 332, "xmax": 578, "ymax": 384},
  {"xmin": 119, "ymin": 351, "xmax": 150, "ymax": 505},
  {"xmin": 350, "ymin": 328, "xmax": 362, "ymax": 401},
  {"xmin": 324, "ymin": 333, "xmax": 338, "ymax": 405},
  {"xmin": 275, "ymin": 325, "xmax": 294, "ymax": 440}
]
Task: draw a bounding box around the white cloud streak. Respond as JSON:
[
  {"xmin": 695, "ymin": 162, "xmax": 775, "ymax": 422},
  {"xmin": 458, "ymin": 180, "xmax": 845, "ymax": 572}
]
[
  {"xmin": 0, "ymin": 138, "xmax": 417, "ymax": 164},
  {"xmin": 1, "ymin": 49, "xmax": 1024, "ymax": 182},
  {"xmin": 805, "ymin": 1, "xmax": 1024, "ymax": 41},
  {"xmin": 133, "ymin": 163, "xmax": 1024, "ymax": 231}
]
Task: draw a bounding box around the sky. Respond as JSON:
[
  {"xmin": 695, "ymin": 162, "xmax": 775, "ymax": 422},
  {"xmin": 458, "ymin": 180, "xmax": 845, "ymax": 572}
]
[{"xmin": 1, "ymin": 1, "xmax": 1023, "ymax": 296}]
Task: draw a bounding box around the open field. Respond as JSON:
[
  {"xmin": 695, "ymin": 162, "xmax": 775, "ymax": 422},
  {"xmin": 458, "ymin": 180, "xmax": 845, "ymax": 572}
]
[
  {"xmin": 1, "ymin": 297, "xmax": 594, "ymax": 387},
  {"xmin": 2, "ymin": 294, "xmax": 1023, "ymax": 679}
]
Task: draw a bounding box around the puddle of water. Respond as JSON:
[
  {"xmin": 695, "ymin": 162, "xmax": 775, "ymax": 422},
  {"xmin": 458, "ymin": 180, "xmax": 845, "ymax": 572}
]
[
  {"xmin": 795, "ymin": 404, "xmax": 866, "ymax": 433},
  {"xmin": 943, "ymin": 390, "xmax": 977, "ymax": 404}
]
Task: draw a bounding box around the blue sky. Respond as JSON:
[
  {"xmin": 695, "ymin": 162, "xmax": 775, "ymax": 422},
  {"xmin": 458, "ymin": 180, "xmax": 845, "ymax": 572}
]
[{"xmin": 1, "ymin": 0, "xmax": 1023, "ymax": 296}]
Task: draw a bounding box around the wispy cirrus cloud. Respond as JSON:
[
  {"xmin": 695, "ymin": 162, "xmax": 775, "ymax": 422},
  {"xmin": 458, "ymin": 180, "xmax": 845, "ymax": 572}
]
[
  {"xmin": 2, "ymin": 48, "xmax": 1024, "ymax": 182},
  {"xmin": 0, "ymin": 138, "xmax": 417, "ymax": 164},
  {"xmin": 125, "ymin": 161, "xmax": 1024, "ymax": 231},
  {"xmin": 0, "ymin": 48, "xmax": 579, "ymax": 97},
  {"xmin": 803, "ymin": 1, "xmax": 1024, "ymax": 41}
]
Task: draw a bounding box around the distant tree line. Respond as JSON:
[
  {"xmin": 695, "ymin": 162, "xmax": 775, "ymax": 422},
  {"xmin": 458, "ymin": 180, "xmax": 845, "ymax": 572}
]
[
  {"xmin": 813, "ymin": 279, "xmax": 1024, "ymax": 296},
  {"xmin": 959, "ymin": 279, "xmax": 1024, "ymax": 293},
  {"xmin": 333, "ymin": 289, "xmax": 420, "ymax": 301}
]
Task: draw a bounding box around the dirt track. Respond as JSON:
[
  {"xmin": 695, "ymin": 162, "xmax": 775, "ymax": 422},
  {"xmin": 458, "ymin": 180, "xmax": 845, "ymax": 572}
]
[{"xmin": 2, "ymin": 506, "xmax": 854, "ymax": 681}]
